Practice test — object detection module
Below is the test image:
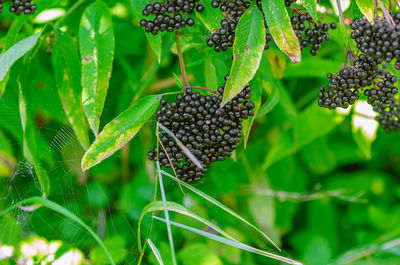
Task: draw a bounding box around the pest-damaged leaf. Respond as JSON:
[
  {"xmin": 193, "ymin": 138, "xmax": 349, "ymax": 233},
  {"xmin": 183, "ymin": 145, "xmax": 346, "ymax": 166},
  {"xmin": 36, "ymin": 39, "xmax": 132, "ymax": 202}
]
[
  {"xmin": 355, "ymin": 0, "xmax": 374, "ymax": 22},
  {"xmin": 52, "ymin": 30, "xmax": 90, "ymax": 150},
  {"xmin": 131, "ymin": 0, "xmax": 163, "ymax": 62},
  {"xmin": 300, "ymin": 0, "xmax": 319, "ymax": 22},
  {"xmin": 242, "ymin": 74, "xmax": 262, "ymax": 148},
  {"xmin": 81, "ymin": 95, "xmax": 161, "ymax": 171},
  {"xmin": 222, "ymin": 3, "xmax": 265, "ymax": 106},
  {"xmin": 79, "ymin": 0, "xmax": 115, "ymax": 136},
  {"xmin": 0, "ymin": 33, "xmax": 41, "ymax": 96},
  {"xmin": 196, "ymin": 0, "xmax": 221, "ymax": 31},
  {"xmin": 262, "ymin": 0, "xmax": 301, "ymax": 63}
]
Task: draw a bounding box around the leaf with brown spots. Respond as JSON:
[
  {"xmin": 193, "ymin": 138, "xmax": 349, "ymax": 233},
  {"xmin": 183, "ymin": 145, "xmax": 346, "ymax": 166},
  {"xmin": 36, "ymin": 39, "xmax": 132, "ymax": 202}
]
[
  {"xmin": 79, "ymin": 0, "xmax": 115, "ymax": 136},
  {"xmin": 261, "ymin": 0, "xmax": 301, "ymax": 63},
  {"xmin": 222, "ymin": 2, "xmax": 265, "ymax": 106}
]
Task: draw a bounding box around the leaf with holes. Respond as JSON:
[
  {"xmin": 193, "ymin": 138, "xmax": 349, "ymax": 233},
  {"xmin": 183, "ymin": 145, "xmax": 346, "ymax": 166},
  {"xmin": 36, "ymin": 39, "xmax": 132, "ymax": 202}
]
[
  {"xmin": 79, "ymin": 0, "xmax": 115, "ymax": 136},
  {"xmin": 81, "ymin": 94, "xmax": 161, "ymax": 171},
  {"xmin": 262, "ymin": 0, "xmax": 301, "ymax": 63},
  {"xmin": 222, "ymin": 2, "xmax": 265, "ymax": 106},
  {"xmin": 52, "ymin": 30, "xmax": 89, "ymax": 150}
]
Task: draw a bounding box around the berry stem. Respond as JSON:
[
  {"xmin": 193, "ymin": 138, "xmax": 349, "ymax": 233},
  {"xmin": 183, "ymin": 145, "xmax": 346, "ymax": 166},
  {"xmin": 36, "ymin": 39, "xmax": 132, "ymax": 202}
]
[
  {"xmin": 189, "ymin": 86, "xmax": 218, "ymax": 95},
  {"xmin": 175, "ymin": 32, "xmax": 190, "ymax": 88},
  {"xmin": 377, "ymin": 0, "xmax": 396, "ymax": 26}
]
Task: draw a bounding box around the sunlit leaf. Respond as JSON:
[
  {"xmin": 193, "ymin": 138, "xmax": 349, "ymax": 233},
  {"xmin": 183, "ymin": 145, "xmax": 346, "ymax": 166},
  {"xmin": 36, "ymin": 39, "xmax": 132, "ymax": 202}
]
[
  {"xmin": 300, "ymin": 0, "xmax": 319, "ymax": 22},
  {"xmin": 261, "ymin": 0, "xmax": 301, "ymax": 62},
  {"xmin": 222, "ymin": 3, "xmax": 265, "ymax": 106},
  {"xmin": 196, "ymin": 0, "xmax": 221, "ymax": 31},
  {"xmin": 79, "ymin": 0, "xmax": 115, "ymax": 136},
  {"xmin": 355, "ymin": 0, "xmax": 374, "ymax": 22},
  {"xmin": 81, "ymin": 94, "xmax": 161, "ymax": 171}
]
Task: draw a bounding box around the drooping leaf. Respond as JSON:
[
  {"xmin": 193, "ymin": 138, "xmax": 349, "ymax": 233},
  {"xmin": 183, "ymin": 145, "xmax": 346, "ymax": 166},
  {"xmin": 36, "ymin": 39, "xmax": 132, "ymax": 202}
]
[
  {"xmin": 243, "ymin": 74, "xmax": 262, "ymax": 148},
  {"xmin": 355, "ymin": 0, "xmax": 374, "ymax": 22},
  {"xmin": 196, "ymin": 0, "xmax": 221, "ymax": 31},
  {"xmin": 161, "ymin": 170, "xmax": 281, "ymax": 251},
  {"xmin": 81, "ymin": 94, "xmax": 161, "ymax": 171},
  {"xmin": 262, "ymin": 0, "xmax": 301, "ymax": 63},
  {"xmin": 262, "ymin": 104, "xmax": 347, "ymax": 169},
  {"xmin": 0, "ymin": 33, "xmax": 41, "ymax": 95},
  {"xmin": 131, "ymin": 0, "xmax": 163, "ymax": 62},
  {"xmin": 79, "ymin": 0, "xmax": 115, "ymax": 136},
  {"xmin": 52, "ymin": 30, "xmax": 89, "ymax": 150},
  {"xmin": 138, "ymin": 200, "xmax": 238, "ymax": 252},
  {"xmin": 154, "ymin": 217, "xmax": 303, "ymax": 265},
  {"xmin": 300, "ymin": 0, "xmax": 319, "ymax": 22},
  {"xmin": 147, "ymin": 239, "xmax": 165, "ymax": 265},
  {"xmin": 0, "ymin": 196, "xmax": 115, "ymax": 265},
  {"xmin": 222, "ymin": 3, "xmax": 265, "ymax": 106}
]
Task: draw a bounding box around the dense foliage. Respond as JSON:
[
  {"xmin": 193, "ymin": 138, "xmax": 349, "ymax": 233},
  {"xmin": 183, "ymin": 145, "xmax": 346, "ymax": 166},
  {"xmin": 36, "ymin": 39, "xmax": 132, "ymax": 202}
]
[{"xmin": 0, "ymin": 0, "xmax": 400, "ymax": 265}]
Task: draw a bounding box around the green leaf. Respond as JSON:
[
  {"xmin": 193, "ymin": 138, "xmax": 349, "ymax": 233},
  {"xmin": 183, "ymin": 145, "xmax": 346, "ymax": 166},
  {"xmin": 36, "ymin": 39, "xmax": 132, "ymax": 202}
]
[
  {"xmin": 336, "ymin": 21, "xmax": 348, "ymax": 50},
  {"xmin": 196, "ymin": 0, "xmax": 221, "ymax": 30},
  {"xmin": 131, "ymin": 0, "xmax": 163, "ymax": 62},
  {"xmin": 161, "ymin": 170, "xmax": 281, "ymax": 251},
  {"xmin": 261, "ymin": 0, "xmax": 301, "ymax": 62},
  {"xmin": 81, "ymin": 94, "xmax": 161, "ymax": 171},
  {"xmin": 79, "ymin": 0, "xmax": 115, "ymax": 136},
  {"xmin": 243, "ymin": 74, "xmax": 262, "ymax": 148},
  {"xmin": 18, "ymin": 83, "xmax": 50, "ymax": 196},
  {"xmin": 138, "ymin": 200, "xmax": 239, "ymax": 252},
  {"xmin": 300, "ymin": 0, "xmax": 319, "ymax": 22},
  {"xmin": 222, "ymin": 3, "xmax": 265, "ymax": 106},
  {"xmin": 262, "ymin": 104, "xmax": 347, "ymax": 169},
  {"xmin": 0, "ymin": 33, "xmax": 41, "ymax": 96},
  {"xmin": 52, "ymin": 30, "xmax": 90, "ymax": 150},
  {"xmin": 173, "ymin": 73, "xmax": 184, "ymax": 90},
  {"xmin": 0, "ymin": 16, "xmax": 30, "ymax": 97},
  {"xmin": 147, "ymin": 239, "xmax": 165, "ymax": 265},
  {"xmin": 256, "ymin": 80, "xmax": 280, "ymax": 118},
  {"xmin": 89, "ymin": 236, "xmax": 128, "ymax": 265},
  {"xmin": 154, "ymin": 217, "xmax": 303, "ymax": 265},
  {"xmin": 0, "ymin": 196, "xmax": 115, "ymax": 265},
  {"xmin": 355, "ymin": 0, "xmax": 374, "ymax": 22}
]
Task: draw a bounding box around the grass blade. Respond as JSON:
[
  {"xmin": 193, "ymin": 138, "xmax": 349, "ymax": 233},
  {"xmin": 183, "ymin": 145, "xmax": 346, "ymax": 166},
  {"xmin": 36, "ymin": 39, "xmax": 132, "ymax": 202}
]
[
  {"xmin": 147, "ymin": 239, "xmax": 165, "ymax": 265},
  {"xmin": 0, "ymin": 196, "xmax": 115, "ymax": 265},
  {"xmin": 161, "ymin": 170, "xmax": 281, "ymax": 251},
  {"xmin": 156, "ymin": 162, "xmax": 177, "ymax": 265},
  {"xmin": 154, "ymin": 216, "xmax": 303, "ymax": 265}
]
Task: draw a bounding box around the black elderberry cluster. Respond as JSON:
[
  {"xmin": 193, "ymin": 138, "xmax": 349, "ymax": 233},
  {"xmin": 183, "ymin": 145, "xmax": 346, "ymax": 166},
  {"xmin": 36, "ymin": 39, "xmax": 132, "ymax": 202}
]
[
  {"xmin": 290, "ymin": 13, "xmax": 337, "ymax": 56},
  {"xmin": 351, "ymin": 15, "xmax": 400, "ymax": 65},
  {"xmin": 206, "ymin": 0, "xmax": 251, "ymax": 52},
  {"xmin": 148, "ymin": 80, "xmax": 255, "ymax": 183},
  {"xmin": 140, "ymin": 0, "xmax": 204, "ymax": 35},
  {"xmin": 375, "ymin": 102, "xmax": 400, "ymax": 132},
  {"xmin": 318, "ymin": 54, "xmax": 378, "ymax": 109},
  {"xmin": 0, "ymin": 0, "xmax": 37, "ymax": 15},
  {"xmin": 364, "ymin": 71, "xmax": 398, "ymax": 108}
]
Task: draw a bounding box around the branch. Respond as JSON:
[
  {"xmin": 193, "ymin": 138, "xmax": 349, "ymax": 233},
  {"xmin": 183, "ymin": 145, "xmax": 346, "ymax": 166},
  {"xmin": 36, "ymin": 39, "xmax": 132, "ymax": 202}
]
[{"xmin": 175, "ymin": 32, "xmax": 189, "ymax": 88}]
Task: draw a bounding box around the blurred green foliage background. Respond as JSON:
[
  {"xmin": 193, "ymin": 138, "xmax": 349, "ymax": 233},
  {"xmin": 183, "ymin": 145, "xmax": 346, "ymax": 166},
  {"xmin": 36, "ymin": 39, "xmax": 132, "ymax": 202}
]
[{"xmin": 0, "ymin": 0, "xmax": 400, "ymax": 264}]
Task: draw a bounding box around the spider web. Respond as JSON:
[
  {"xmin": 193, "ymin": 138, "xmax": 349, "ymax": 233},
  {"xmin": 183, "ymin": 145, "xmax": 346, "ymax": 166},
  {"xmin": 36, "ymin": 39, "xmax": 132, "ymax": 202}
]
[{"xmin": 0, "ymin": 93, "xmax": 139, "ymax": 264}]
